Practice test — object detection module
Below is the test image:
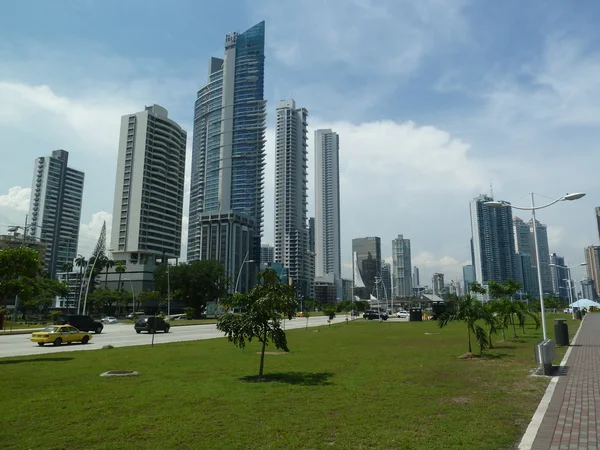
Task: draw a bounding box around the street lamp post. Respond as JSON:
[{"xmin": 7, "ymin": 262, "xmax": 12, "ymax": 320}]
[
  {"xmin": 484, "ymin": 192, "xmax": 585, "ymax": 340},
  {"xmin": 167, "ymin": 265, "xmax": 171, "ymax": 317},
  {"xmin": 235, "ymin": 251, "xmax": 255, "ymax": 293}
]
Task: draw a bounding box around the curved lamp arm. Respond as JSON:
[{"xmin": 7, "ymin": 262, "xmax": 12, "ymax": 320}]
[{"xmin": 484, "ymin": 192, "xmax": 585, "ymax": 211}]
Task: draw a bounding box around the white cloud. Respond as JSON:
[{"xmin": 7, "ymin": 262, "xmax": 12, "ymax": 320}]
[
  {"xmin": 0, "ymin": 186, "xmax": 30, "ymax": 212},
  {"xmin": 78, "ymin": 211, "xmax": 112, "ymax": 257},
  {"xmin": 412, "ymin": 251, "xmax": 470, "ymax": 282},
  {"xmin": 262, "ymin": 117, "xmax": 497, "ymax": 280},
  {"xmin": 259, "ymin": 0, "xmax": 470, "ymax": 77}
]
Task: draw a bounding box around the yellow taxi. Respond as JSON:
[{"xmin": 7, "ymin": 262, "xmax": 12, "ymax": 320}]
[{"xmin": 30, "ymin": 325, "xmax": 93, "ymax": 347}]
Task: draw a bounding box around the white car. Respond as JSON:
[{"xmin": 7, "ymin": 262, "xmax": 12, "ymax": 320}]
[
  {"xmin": 396, "ymin": 310, "xmax": 409, "ymax": 318},
  {"xmin": 101, "ymin": 316, "xmax": 118, "ymax": 324}
]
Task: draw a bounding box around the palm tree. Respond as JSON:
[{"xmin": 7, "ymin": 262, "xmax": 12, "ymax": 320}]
[
  {"xmin": 115, "ymin": 261, "xmax": 127, "ymax": 291},
  {"xmin": 75, "ymin": 254, "xmax": 87, "ymax": 310},
  {"xmin": 101, "ymin": 256, "xmax": 114, "ymax": 289},
  {"xmin": 438, "ymin": 294, "xmax": 493, "ymax": 354},
  {"xmin": 61, "ymin": 262, "xmax": 73, "ymax": 273}
]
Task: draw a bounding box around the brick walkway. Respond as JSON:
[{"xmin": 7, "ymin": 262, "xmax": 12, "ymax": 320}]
[{"xmin": 528, "ymin": 314, "xmax": 600, "ymax": 450}]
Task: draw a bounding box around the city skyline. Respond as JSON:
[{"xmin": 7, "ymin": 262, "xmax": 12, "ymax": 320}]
[{"xmin": 1, "ymin": 2, "xmax": 599, "ymax": 284}]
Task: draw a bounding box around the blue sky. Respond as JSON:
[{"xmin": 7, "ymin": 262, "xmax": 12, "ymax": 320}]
[{"xmin": 0, "ymin": 0, "xmax": 599, "ymax": 284}]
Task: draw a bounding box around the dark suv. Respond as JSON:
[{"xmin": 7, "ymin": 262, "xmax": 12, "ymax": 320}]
[
  {"xmin": 363, "ymin": 310, "xmax": 388, "ymax": 321},
  {"xmin": 56, "ymin": 315, "xmax": 104, "ymax": 333},
  {"xmin": 134, "ymin": 316, "xmax": 170, "ymax": 334}
]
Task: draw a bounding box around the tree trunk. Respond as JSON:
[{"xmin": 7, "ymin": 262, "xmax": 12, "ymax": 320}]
[
  {"xmin": 488, "ymin": 326, "xmax": 494, "ymax": 349},
  {"xmin": 118, "ymin": 273, "xmax": 123, "ymax": 291},
  {"xmin": 511, "ymin": 315, "xmax": 518, "ymax": 338},
  {"xmin": 104, "ymin": 267, "xmax": 109, "ymax": 289},
  {"xmin": 467, "ymin": 327, "xmax": 472, "ymax": 353},
  {"xmin": 258, "ymin": 330, "xmax": 267, "ymax": 378}
]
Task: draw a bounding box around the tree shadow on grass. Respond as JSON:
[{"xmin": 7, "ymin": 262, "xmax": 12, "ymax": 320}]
[
  {"xmin": 0, "ymin": 357, "xmax": 74, "ymax": 365},
  {"xmin": 491, "ymin": 344, "xmax": 517, "ymax": 349},
  {"xmin": 480, "ymin": 352, "xmax": 514, "ymax": 360},
  {"xmin": 240, "ymin": 371, "xmax": 334, "ymax": 386}
]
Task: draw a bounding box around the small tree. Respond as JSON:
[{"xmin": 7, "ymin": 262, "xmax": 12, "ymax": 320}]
[
  {"xmin": 216, "ymin": 269, "xmax": 297, "ymax": 378},
  {"xmin": 302, "ymin": 310, "xmax": 311, "ymax": 329},
  {"xmin": 438, "ymin": 294, "xmax": 492, "ymax": 355}
]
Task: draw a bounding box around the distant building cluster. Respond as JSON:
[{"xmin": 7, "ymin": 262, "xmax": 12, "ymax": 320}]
[{"xmin": 5, "ymin": 20, "xmax": 599, "ymax": 312}]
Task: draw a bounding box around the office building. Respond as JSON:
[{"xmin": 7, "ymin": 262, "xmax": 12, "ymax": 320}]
[
  {"xmin": 470, "ymin": 194, "xmax": 517, "ymax": 285},
  {"xmin": 584, "ymin": 246, "xmax": 600, "ymax": 299},
  {"xmin": 513, "ymin": 217, "xmax": 538, "ymax": 295},
  {"xmin": 581, "ymin": 278, "xmax": 595, "ymax": 300},
  {"xmin": 187, "ymin": 22, "xmax": 266, "ymax": 293},
  {"xmin": 314, "ymin": 129, "xmax": 341, "ymax": 281},
  {"xmin": 352, "ymin": 237, "xmax": 381, "ymax": 299},
  {"xmin": 549, "ymin": 253, "xmax": 570, "ymax": 299},
  {"xmin": 413, "ymin": 266, "xmax": 420, "ymax": 289},
  {"xmin": 432, "ymin": 273, "xmax": 445, "ymax": 296},
  {"xmin": 274, "ymin": 99, "xmax": 310, "ymax": 298},
  {"xmin": 596, "ymin": 207, "xmax": 600, "ymax": 243},
  {"xmin": 381, "ymin": 262, "xmax": 392, "ymax": 300},
  {"xmin": 392, "ymin": 234, "xmax": 412, "ymax": 298},
  {"xmin": 260, "ymin": 244, "xmax": 274, "ymax": 267},
  {"xmin": 463, "ymin": 264, "xmax": 475, "ymax": 294},
  {"xmin": 28, "ymin": 149, "xmax": 84, "ymax": 278},
  {"xmin": 529, "ymin": 219, "xmax": 552, "ymax": 294}
]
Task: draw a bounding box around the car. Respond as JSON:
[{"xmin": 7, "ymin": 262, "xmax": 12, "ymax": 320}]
[
  {"xmin": 101, "ymin": 316, "xmax": 118, "ymax": 324},
  {"xmin": 134, "ymin": 316, "xmax": 170, "ymax": 334},
  {"xmin": 126, "ymin": 311, "xmax": 146, "ymax": 320},
  {"xmin": 30, "ymin": 325, "xmax": 92, "ymax": 347},
  {"xmin": 396, "ymin": 310, "xmax": 409, "ymax": 318},
  {"xmin": 363, "ymin": 310, "xmax": 388, "ymax": 321},
  {"xmin": 56, "ymin": 314, "xmax": 103, "ymax": 334}
]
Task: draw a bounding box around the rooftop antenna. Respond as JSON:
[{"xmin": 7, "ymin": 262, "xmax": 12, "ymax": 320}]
[{"xmin": 490, "ymin": 183, "xmax": 494, "ymax": 200}]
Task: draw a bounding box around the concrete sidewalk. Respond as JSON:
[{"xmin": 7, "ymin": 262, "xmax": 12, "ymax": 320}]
[{"xmin": 520, "ymin": 314, "xmax": 600, "ymax": 450}]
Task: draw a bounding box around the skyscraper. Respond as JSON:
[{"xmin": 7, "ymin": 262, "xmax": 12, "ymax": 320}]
[
  {"xmin": 584, "ymin": 246, "xmax": 600, "ymax": 299},
  {"xmin": 274, "ymin": 99, "xmax": 310, "ymax": 298},
  {"xmin": 413, "ymin": 266, "xmax": 420, "ymax": 288},
  {"xmin": 550, "ymin": 253, "xmax": 570, "ymax": 299},
  {"xmin": 111, "ymin": 105, "xmax": 187, "ymax": 266},
  {"xmin": 381, "ymin": 262, "xmax": 392, "ymax": 300},
  {"xmin": 315, "ymin": 129, "xmax": 341, "ymax": 282},
  {"xmin": 595, "ymin": 207, "xmax": 600, "ymax": 243},
  {"xmin": 432, "ymin": 273, "xmax": 445, "ymax": 296},
  {"xmin": 187, "ymin": 21, "xmax": 266, "ymax": 293},
  {"xmin": 513, "ymin": 216, "xmax": 537, "ymax": 295},
  {"xmin": 470, "ymin": 194, "xmax": 517, "ymax": 285},
  {"xmin": 529, "ymin": 219, "xmax": 552, "ymax": 294},
  {"xmin": 260, "ymin": 244, "xmax": 274, "ymax": 267},
  {"xmin": 352, "ymin": 237, "xmax": 381, "ymax": 299},
  {"xmin": 462, "ymin": 265, "xmax": 475, "ymax": 293},
  {"xmin": 392, "ymin": 234, "xmax": 412, "ymax": 297},
  {"xmin": 28, "ymin": 150, "xmax": 84, "ymax": 278}
]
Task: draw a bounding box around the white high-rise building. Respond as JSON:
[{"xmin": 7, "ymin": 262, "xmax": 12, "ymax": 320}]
[
  {"xmin": 274, "ymin": 99, "xmax": 310, "ymax": 298},
  {"xmin": 315, "ymin": 129, "xmax": 341, "ymax": 282},
  {"xmin": 392, "ymin": 235, "xmax": 412, "ymax": 297},
  {"xmin": 111, "ymin": 104, "xmax": 187, "ymax": 279},
  {"xmin": 28, "ymin": 150, "xmax": 84, "ymax": 278}
]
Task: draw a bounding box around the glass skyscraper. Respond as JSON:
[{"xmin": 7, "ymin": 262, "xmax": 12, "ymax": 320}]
[{"xmin": 187, "ymin": 22, "xmax": 266, "ymax": 293}]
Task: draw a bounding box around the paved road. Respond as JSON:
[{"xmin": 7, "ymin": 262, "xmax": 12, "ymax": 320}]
[{"xmin": 0, "ymin": 315, "xmax": 371, "ymax": 358}]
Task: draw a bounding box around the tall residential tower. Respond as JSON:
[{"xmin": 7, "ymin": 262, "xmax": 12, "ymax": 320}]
[
  {"xmin": 187, "ymin": 21, "xmax": 266, "ymax": 293},
  {"xmin": 274, "ymin": 99, "xmax": 310, "ymax": 298},
  {"xmin": 110, "ymin": 105, "xmax": 187, "ymax": 290},
  {"xmin": 28, "ymin": 150, "xmax": 84, "ymax": 278},
  {"xmin": 470, "ymin": 194, "xmax": 517, "ymax": 285}
]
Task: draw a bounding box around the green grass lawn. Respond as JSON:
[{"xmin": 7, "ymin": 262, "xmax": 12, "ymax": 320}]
[{"xmin": 0, "ymin": 313, "xmax": 578, "ymax": 449}]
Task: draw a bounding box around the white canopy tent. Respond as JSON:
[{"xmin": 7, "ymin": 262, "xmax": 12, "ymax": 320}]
[{"xmin": 569, "ymin": 299, "xmax": 600, "ymax": 308}]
